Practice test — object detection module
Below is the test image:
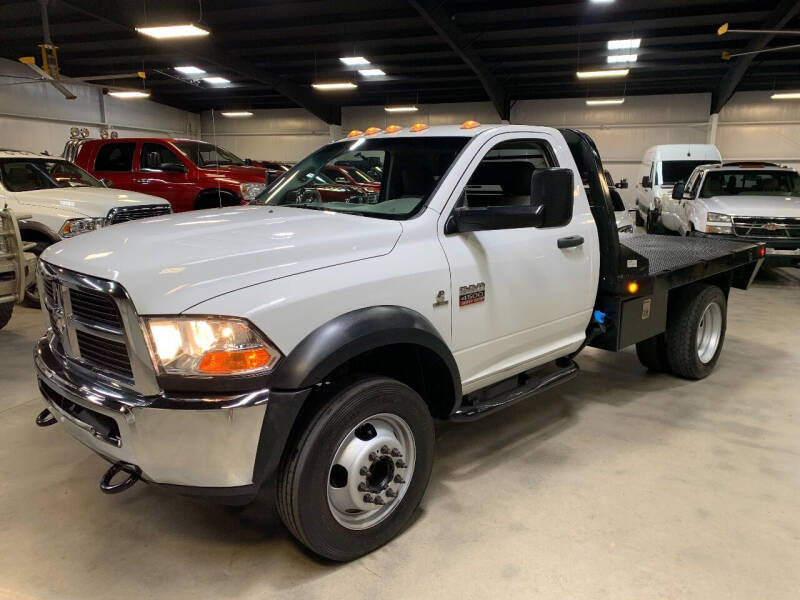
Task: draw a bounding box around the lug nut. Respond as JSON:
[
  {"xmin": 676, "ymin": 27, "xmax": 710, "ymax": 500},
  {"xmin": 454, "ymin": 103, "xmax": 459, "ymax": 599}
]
[
  {"xmin": 386, "ymin": 488, "xmax": 397, "ymax": 498},
  {"xmin": 360, "ymin": 466, "xmax": 369, "ymax": 476},
  {"xmin": 363, "ymin": 493, "xmax": 373, "ymax": 503},
  {"xmin": 358, "ymin": 483, "xmax": 367, "ymax": 492},
  {"xmin": 368, "ymin": 452, "xmax": 378, "ymax": 462},
  {"xmin": 380, "ymin": 445, "xmax": 390, "ymax": 454},
  {"xmin": 395, "ymin": 459, "xmax": 407, "ymax": 468},
  {"xmin": 373, "ymin": 496, "xmax": 385, "ymax": 505},
  {"xmin": 391, "ymin": 448, "xmax": 403, "ymax": 457},
  {"xmin": 394, "ymin": 475, "xmax": 406, "ymax": 484}
]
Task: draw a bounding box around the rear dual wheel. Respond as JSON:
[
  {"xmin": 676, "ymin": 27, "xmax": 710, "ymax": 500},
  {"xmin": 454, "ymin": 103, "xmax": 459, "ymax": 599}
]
[{"xmin": 277, "ymin": 377, "xmax": 434, "ymax": 561}]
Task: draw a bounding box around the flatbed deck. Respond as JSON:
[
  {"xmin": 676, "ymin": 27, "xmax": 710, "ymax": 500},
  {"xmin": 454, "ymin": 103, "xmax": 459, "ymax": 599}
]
[{"xmin": 620, "ymin": 234, "xmax": 760, "ymax": 276}]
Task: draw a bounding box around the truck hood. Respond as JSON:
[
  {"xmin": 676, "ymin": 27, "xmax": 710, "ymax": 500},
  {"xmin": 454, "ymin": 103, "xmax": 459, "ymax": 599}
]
[
  {"xmin": 41, "ymin": 205, "xmax": 403, "ymax": 314},
  {"xmin": 702, "ymin": 195, "xmax": 800, "ymax": 218},
  {"xmin": 15, "ymin": 187, "xmax": 169, "ymax": 217}
]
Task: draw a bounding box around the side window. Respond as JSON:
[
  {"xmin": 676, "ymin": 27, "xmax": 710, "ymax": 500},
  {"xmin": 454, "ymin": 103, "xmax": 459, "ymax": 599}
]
[
  {"xmin": 94, "ymin": 142, "xmax": 135, "ymax": 172},
  {"xmin": 141, "ymin": 143, "xmax": 182, "ymax": 170},
  {"xmin": 685, "ymin": 172, "xmax": 701, "ymax": 197},
  {"xmin": 463, "ymin": 139, "xmax": 554, "ymax": 209}
]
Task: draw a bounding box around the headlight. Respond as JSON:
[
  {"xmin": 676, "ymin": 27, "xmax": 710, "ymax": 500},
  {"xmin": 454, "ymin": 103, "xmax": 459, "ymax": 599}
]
[
  {"xmin": 705, "ymin": 212, "xmax": 733, "ymax": 234},
  {"xmin": 240, "ymin": 182, "xmax": 266, "ymax": 201},
  {"xmin": 143, "ymin": 316, "xmax": 281, "ymax": 376},
  {"xmin": 59, "ymin": 217, "xmax": 106, "ymax": 238}
]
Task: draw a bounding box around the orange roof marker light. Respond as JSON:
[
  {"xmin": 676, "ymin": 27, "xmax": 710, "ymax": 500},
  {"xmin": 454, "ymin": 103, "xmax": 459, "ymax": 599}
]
[
  {"xmin": 364, "ymin": 126, "xmax": 382, "ymax": 136},
  {"xmin": 461, "ymin": 120, "xmax": 480, "ymax": 129},
  {"xmin": 384, "ymin": 124, "xmax": 403, "ymax": 134},
  {"xmin": 346, "ymin": 130, "xmax": 362, "ymax": 138},
  {"xmin": 409, "ymin": 122, "xmax": 429, "ymax": 132}
]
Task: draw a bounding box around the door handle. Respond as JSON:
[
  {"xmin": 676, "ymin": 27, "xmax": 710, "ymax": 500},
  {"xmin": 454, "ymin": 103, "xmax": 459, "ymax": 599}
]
[
  {"xmin": 134, "ymin": 178, "xmax": 150, "ymax": 184},
  {"xmin": 557, "ymin": 235, "xmax": 584, "ymax": 249}
]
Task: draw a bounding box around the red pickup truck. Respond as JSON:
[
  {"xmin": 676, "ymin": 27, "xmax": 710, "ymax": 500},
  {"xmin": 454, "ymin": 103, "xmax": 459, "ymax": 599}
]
[{"xmin": 69, "ymin": 138, "xmax": 268, "ymax": 212}]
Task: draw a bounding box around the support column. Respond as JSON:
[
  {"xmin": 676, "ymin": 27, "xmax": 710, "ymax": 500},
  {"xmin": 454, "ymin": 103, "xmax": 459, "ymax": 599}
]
[
  {"xmin": 707, "ymin": 113, "xmax": 719, "ymax": 145},
  {"xmin": 329, "ymin": 124, "xmax": 343, "ymax": 142}
]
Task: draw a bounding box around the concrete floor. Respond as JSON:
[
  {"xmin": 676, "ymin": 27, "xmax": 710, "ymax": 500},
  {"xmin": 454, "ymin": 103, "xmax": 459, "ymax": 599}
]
[{"xmin": 1, "ymin": 268, "xmax": 798, "ymax": 600}]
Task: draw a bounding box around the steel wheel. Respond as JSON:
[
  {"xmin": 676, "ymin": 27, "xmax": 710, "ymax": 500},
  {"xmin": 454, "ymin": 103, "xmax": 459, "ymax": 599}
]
[
  {"xmin": 696, "ymin": 301, "xmax": 723, "ymax": 364},
  {"xmin": 327, "ymin": 413, "xmax": 416, "ymax": 530}
]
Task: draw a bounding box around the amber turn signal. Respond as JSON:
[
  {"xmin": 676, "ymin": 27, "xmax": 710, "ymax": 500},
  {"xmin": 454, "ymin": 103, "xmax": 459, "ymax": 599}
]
[
  {"xmin": 198, "ymin": 348, "xmax": 272, "ymax": 374},
  {"xmin": 627, "ymin": 281, "xmax": 639, "ymax": 294}
]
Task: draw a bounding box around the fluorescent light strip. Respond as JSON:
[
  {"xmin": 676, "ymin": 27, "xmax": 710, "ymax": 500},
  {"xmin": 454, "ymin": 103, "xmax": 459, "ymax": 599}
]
[
  {"xmin": 220, "ymin": 111, "xmax": 253, "ymax": 117},
  {"xmin": 203, "ymin": 77, "xmax": 230, "ymax": 85},
  {"xmin": 175, "ymin": 66, "xmax": 206, "ymax": 75},
  {"xmin": 586, "ymin": 98, "xmax": 625, "ymax": 105},
  {"xmin": 359, "ymin": 68, "xmax": 386, "ymax": 76},
  {"xmin": 340, "ymin": 56, "xmax": 370, "ymax": 66},
  {"xmin": 109, "ymin": 90, "xmax": 151, "ymax": 99},
  {"xmin": 608, "ymin": 38, "xmax": 641, "ymax": 50},
  {"xmin": 607, "ymin": 54, "xmax": 638, "ymax": 63},
  {"xmin": 135, "ymin": 24, "xmax": 209, "ymax": 39},
  {"xmin": 312, "ymin": 82, "xmax": 357, "ymax": 90},
  {"xmin": 771, "ymin": 92, "xmax": 800, "ymax": 100},
  {"xmin": 576, "ymin": 68, "xmax": 629, "ymax": 79},
  {"xmin": 385, "ymin": 105, "xmax": 419, "ymax": 113},
  {"xmin": 590, "ymin": 0, "xmax": 615, "ymax": 3}
]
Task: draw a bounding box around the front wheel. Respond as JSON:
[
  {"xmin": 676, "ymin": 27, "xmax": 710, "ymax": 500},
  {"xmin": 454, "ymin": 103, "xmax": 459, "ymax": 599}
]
[{"xmin": 276, "ymin": 377, "xmax": 435, "ymax": 561}]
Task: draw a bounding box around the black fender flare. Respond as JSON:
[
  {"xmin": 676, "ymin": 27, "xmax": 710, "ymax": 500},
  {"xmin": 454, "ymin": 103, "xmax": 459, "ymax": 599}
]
[{"xmin": 271, "ymin": 305, "xmax": 461, "ymax": 403}]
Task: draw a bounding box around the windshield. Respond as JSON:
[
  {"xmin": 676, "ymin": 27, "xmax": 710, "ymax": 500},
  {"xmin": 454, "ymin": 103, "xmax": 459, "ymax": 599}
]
[
  {"xmin": 0, "ymin": 158, "xmax": 102, "ymax": 191},
  {"xmin": 700, "ymin": 170, "xmax": 800, "ymax": 198},
  {"xmin": 661, "ymin": 160, "xmax": 715, "ymax": 185},
  {"xmin": 253, "ymin": 137, "xmax": 468, "ymax": 220},
  {"xmin": 174, "ymin": 141, "xmax": 245, "ymax": 167}
]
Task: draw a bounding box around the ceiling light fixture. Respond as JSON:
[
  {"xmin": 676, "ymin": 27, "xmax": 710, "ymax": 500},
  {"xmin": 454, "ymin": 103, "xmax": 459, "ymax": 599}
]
[
  {"xmin": 771, "ymin": 92, "xmax": 800, "ymax": 100},
  {"xmin": 135, "ymin": 24, "xmax": 210, "ymax": 39},
  {"xmin": 203, "ymin": 77, "xmax": 230, "ymax": 85},
  {"xmin": 607, "ymin": 54, "xmax": 638, "ymax": 63},
  {"xmin": 586, "ymin": 98, "xmax": 625, "ymax": 105},
  {"xmin": 312, "ymin": 82, "xmax": 357, "ymax": 90},
  {"xmin": 385, "ymin": 105, "xmax": 419, "ymax": 113},
  {"xmin": 590, "ymin": 0, "xmax": 615, "ymax": 3},
  {"xmin": 359, "ymin": 68, "xmax": 386, "ymax": 77},
  {"xmin": 109, "ymin": 90, "xmax": 151, "ymax": 99},
  {"xmin": 339, "ymin": 56, "xmax": 370, "ymax": 66},
  {"xmin": 608, "ymin": 38, "xmax": 641, "ymax": 50},
  {"xmin": 175, "ymin": 66, "xmax": 206, "ymax": 75},
  {"xmin": 221, "ymin": 111, "xmax": 254, "ymax": 117},
  {"xmin": 576, "ymin": 68, "xmax": 629, "ymax": 79}
]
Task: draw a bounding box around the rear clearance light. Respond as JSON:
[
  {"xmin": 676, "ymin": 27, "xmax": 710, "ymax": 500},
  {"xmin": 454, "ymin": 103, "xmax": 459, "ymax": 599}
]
[
  {"xmin": 347, "ymin": 130, "xmax": 362, "ymax": 138},
  {"xmin": 627, "ymin": 281, "xmax": 639, "ymax": 294},
  {"xmin": 409, "ymin": 123, "xmax": 429, "ymax": 132},
  {"xmin": 461, "ymin": 120, "xmax": 480, "ymax": 129},
  {"xmin": 363, "ymin": 127, "xmax": 382, "ymax": 136},
  {"xmin": 384, "ymin": 124, "xmax": 402, "ymax": 134},
  {"xmin": 758, "ymin": 246, "xmax": 767, "ymax": 257}
]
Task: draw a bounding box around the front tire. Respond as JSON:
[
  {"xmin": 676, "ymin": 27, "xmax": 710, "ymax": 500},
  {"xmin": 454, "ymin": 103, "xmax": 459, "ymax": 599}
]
[
  {"xmin": 665, "ymin": 284, "xmax": 727, "ymax": 379},
  {"xmin": 0, "ymin": 302, "xmax": 13, "ymax": 330},
  {"xmin": 276, "ymin": 377, "xmax": 435, "ymax": 561},
  {"xmin": 23, "ymin": 240, "xmax": 51, "ymax": 307}
]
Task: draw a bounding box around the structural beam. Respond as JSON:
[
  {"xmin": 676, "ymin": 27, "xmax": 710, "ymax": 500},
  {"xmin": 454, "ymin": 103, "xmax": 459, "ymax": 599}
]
[
  {"xmin": 59, "ymin": 0, "xmax": 340, "ymax": 124},
  {"xmin": 712, "ymin": 0, "xmax": 800, "ymax": 114},
  {"xmin": 408, "ymin": 0, "xmax": 509, "ymax": 120}
]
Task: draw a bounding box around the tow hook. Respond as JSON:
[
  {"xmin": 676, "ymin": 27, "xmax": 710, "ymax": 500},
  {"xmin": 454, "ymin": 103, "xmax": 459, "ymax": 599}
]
[
  {"xmin": 99, "ymin": 462, "xmax": 142, "ymax": 494},
  {"xmin": 35, "ymin": 408, "xmax": 57, "ymax": 427}
]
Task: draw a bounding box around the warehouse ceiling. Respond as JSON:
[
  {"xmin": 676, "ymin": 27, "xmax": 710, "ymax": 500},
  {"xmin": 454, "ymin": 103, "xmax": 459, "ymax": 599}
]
[{"xmin": 2, "ymin": 0, "xmax": 800, "ymax": 122}]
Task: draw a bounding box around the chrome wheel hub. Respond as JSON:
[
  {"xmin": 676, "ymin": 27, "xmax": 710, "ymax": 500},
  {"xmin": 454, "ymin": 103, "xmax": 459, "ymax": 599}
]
[
  {"xmin": 696, "ymin": 302, "xmax": 722, "ymax": 364},
  {"xmin": 327, "ymin": 413, "xmax": 416, "ymax": 530}
]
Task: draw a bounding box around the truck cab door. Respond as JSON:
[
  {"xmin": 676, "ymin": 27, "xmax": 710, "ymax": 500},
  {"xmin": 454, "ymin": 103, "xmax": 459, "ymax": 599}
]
[
  {"xmin": 136, "ymin": 143, "xmax": 193, "ymax": 210},
  {"xmin": 437, "ymin": 132, "xmax": 597, "ymax": 394},
  {"xmin": 91, "ymin": 141, "xmax": 138, "ymax": 192}
]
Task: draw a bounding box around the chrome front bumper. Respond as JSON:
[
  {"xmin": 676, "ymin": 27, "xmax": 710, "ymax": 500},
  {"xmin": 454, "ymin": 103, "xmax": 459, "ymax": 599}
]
[{"xmin": 34, "ymin": 334, "xmax": 268, "ymax": 489}]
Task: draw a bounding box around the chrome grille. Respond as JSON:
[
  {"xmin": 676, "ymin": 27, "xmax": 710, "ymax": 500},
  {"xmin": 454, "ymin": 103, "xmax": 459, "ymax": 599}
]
[
  {"xmin": 106, "ymin": 204, "xmax": 172, "ymax": 224},
  {"xmin": 75, "ymin": 330, "xmax": 133, "ymax": 378},
  {"xmin": 732, "ymin": 216, "xmax": 800, "ymax": 239},
  {"xmin": 69, "ymin": 286, "xmax": 123, "ymax": 329}
]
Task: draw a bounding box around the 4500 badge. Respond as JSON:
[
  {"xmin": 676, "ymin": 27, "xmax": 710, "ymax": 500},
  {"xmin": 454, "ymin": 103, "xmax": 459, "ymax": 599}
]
[{"xmin": 459, "ymin": 282, "xmax": 485, "ymax": 307}]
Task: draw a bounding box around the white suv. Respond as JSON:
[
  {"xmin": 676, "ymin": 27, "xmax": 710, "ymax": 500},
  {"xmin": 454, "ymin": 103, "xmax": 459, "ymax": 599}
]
[
  {"xmin": 0, "ymin": 151, "xmax": 171, "ymax": 303},
  {"xmin": 660, "ymin": 162, "xmax": 800, "ymax": 266}
]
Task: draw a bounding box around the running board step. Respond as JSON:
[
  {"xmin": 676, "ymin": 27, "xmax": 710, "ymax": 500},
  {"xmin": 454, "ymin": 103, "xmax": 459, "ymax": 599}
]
[{"xmin": 452, "ymin": 359, "xmax": 579, "ymax": 421}]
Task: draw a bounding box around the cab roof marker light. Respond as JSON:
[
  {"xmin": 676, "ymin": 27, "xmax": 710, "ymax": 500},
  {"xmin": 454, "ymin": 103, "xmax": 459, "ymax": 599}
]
[
  {"xmin": 409, "ymin": 123, "xmax": 429, "ymax": 132},
  {"xmin": 577, "ymin": 69, "xmax": 629, "ymax": 79},
  {"xmin": 461, "ymin": 120, "xmax": 480, "ymax": 129},
  {"xmin": 346, "ymin": 130, "xmax": 363, "ymax": 137},
  {"xmin": 363, "ymin": 126, "xmax": 382, "ymax": 135},
  {"xmin": 384, "ymin": 125, "xmax": 403, "ymax": 133}
]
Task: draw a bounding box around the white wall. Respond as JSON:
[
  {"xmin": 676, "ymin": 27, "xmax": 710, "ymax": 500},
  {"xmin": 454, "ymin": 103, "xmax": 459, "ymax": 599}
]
[
  {"xmin": 0, "ymin": 58, "xmax": 199, "ymax": 156},
  {"xmin": 199, "ymin": 108, "xmax": 331, "ymax": 162}
]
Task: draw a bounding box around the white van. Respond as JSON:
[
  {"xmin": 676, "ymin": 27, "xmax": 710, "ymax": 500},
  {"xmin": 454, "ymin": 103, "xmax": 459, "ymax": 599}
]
[{"xmin": 634, "ymin": 144, "xmax": 721, "ymax": 232}]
